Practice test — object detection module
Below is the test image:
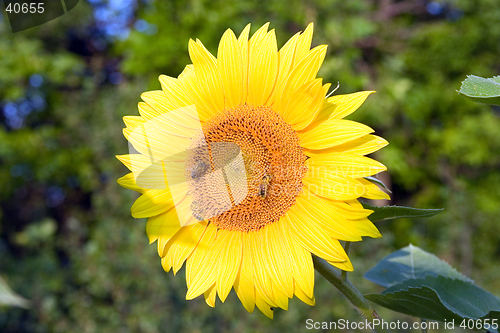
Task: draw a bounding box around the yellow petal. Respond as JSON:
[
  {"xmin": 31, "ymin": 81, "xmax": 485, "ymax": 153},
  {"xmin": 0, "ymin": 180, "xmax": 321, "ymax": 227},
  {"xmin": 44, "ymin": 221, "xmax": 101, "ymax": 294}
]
[
  {"xmin": 338, "ymin": 134, "xmax": 388, "ymax": 155},
  {"xmin": 140, "ymin": 90, "xmax": 173, "ymax": 114},
  {"xmin": 163, "ymin": 219, "xmax": 206, "ymax": 273},
  {"xmin": 123, "ymin": 116, "xmax": 145, "ymax": 130},
  {"xmin": 325, "ymin": 200, "xmax": 373, "ymax": 220},
  {"xmin": 250, "ymin": 230, "xmax": 277, "ymax": 306},
  {"xmin": 138, "ymin": 102, "xmax": 162, "ymax": 121},
  {"xmin": 299, "ymin": 119, "xmax": 374, "ymax": 150},
  {"xmin": 345, "ymin": 199, "xmax": 366, "ymax": 210},
  {"xmin": 294, "ymin": 283, "xmax": 315, "ymax": 306},
  {"xmin": 135, "ymin": 104, "xmax": 201, "ymax": 139},
  {"xmin": 254, "ymin": 274, "xmax": 277, "ymax": 308},
  {"xmin": 160, "ymin": 256, "xmax": 172, "ymax": 273},
  {"xmin": 156, "ymin": 219, "xmax": 181, "ymax": 257},
  {"xmin": 116, "ymin": 154, "xmax": 145, "ymax": 171},
  {"xmin": 285, "ymin": 209, "xmax": 348, "ymax": 263},
  {"xmin": 276, "ymin": 45, "xmax": 327, "ymax": 113},
  {"xmin": 117, "ymin": 173, "xmax": 145, "ymax": 193},
  {"xmin": 282, "ymin": 78, "xmax": 325, "ymax": 131},
  {"xmin": 328, "ymin": 256, "xmax": 353, "ymax": 271},
  {"xmin": 164, "ymin": 221, "xmax": 207, "ymax": 274},
  {"xmin": 293, "ymin": 23, "xmax": 314, "ymax": 65},
  {"xmin": 145, "ymin": 207, "xmax": 181, "ymax": 247},
  {"xmin": 181, "ymin": 44, "xmax": 219, "ymax": 121},
  {"xmin": 237, "ymin": 24, "xmax": 251, "ymax": 103},
  {"xmin": 325, "ymin": 91, "xmax": 375, "ymax": 120},
  {"xmin": 255, "ymin": 224, "xmax": 292, "ymax": 299},
  {"xmin": 158, "ymin": 75, "xmax": 192, "ymax": 111},
  {"xmin": 293, "ymin": 191, "xmax": 362, "ymax": 241},
  {"xmin": 178, "ymin": 64, "xmax": 194, "ymax": 81},
  {"xmin": 116, "ymin": 154, "xmax": 188, "ymax": 194},
  {"xmin": 359, "ymin": 178, "xmax": 391, "ymax": 200},
  {"xmin": 116, "ymin": 154, "xmax": 168, "ymax": 190},
  {"xmin": 278, "ymin": 219, "xmax": 314, "ymax": 298},
  {"xmin": 234, "ymin": 234, "xmax": 256, "ymax": 313},
  {"xmin": 277, "ymin": 31, "xmax": 300, "ymax": 81},
  {"xmin": 268, "ymin": 32, "xmax": 300, "ymax": 107},
  {"xmin": 350, "ymin": 217, "xmax": 382, "ymax": 238},
  {"xmin": 135, "ymin": 160, "xmax": 167, "ymax": 190},
  {"xmin": 305, "ymin": 134, "xmax": 388, "ymax": 156},
  {"xmin": 255, "ymin": 292, "xmax": 274, "ymax": 319},
  {"xmin": 185, "ymin": 223, "xmax": 217, "ymax": 289},
  {"xmin": 301, "ymin": 99, "xmax": 331, "ymax": 133},
  {"xmin": 247, "ymin": 25, "xmax": 278, "ymax": 106},
  {"xmin": 303, "ymin": 171, "xmax": 366, "ymax": 201},
  {"xmin": 168, "ymin": 192, "xmax": 203, "ymax": 227},
  {"xmin": 131, "ymin": 189, "xmax": 173, "ymax": 218},
  {"xmin": 265, "ymin": 223, "xmax": 294, "ymax": 298},
  {"xmin": 204, "ymin": 284, "xmax": 217, "ymax": 308},
  {"xmin": 124, "ymin": 121, "xmax": 192, "ymax": 161},
  {"xmin": 185, "ymin": 226, "xmax": 226, "ymax": 299},
  {"xmin": 271, "ymin": 282, "xmax": 289, "ymax": 310},
  {"xmin": 306, "ymin": 152, "xmax": 387, "ymax": 179},
  {"xmin": 178, "ymin": 65, "xmax": 216, "ymax": 122},
  {"xmin": 218, "ymin": 29, "xmax": 244, "ymax": 109},
  {"xmin": 322, "ymin": 83, "xmax": 332, "ymax": 97},
  {"xmin": 216, "ymin": 230, "xmax": 243, "ymax": 302},
  {"xmin": 188, "ymin": 39, "xmax": 224, "ymax": 115}
]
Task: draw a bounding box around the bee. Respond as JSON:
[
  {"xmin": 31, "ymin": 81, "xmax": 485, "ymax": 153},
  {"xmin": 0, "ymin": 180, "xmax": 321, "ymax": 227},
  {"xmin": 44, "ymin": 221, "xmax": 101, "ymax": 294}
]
[
  {"xmin": 190, "ymin": 201, "xmax": 205, "ymax": 221},
  {"xmin": 258, "ymin": 174, "xmax": 271, "ymax": 199},
  {"xmin": 190, "ymin": 161, "xmax": 210, "ymax": 180}
]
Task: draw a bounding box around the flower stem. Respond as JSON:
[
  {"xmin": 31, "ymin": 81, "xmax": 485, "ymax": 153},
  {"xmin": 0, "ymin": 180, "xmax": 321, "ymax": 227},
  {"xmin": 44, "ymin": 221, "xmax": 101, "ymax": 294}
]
[
  {"xmin": 341, "ymin": 242, "xmax": 351, "ymax": 282},
  {"xmin": 313, "ymin": 256, "xmax": 390, "ymax": 333}
]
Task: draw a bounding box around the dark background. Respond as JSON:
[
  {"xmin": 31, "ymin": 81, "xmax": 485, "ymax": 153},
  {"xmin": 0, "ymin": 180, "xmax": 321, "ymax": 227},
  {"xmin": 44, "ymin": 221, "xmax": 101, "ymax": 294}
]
[{"xmin": 1, "ymin": 0, "xmax": 500, "ymax": 332}]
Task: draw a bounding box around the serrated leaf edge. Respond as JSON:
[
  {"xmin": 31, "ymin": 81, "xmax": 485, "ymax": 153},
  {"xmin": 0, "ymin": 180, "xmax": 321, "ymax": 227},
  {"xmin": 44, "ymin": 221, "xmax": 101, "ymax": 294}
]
[{"xmin": 458, "ymin": 75, "xmax": 500, "ymax": 98}]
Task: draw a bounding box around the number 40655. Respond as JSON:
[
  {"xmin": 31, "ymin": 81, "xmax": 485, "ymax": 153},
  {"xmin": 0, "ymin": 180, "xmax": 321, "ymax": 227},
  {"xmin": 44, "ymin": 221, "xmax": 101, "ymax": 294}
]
[{"xmin": 6, "ymin": 2, "xmax": 45, "ymax": 14}]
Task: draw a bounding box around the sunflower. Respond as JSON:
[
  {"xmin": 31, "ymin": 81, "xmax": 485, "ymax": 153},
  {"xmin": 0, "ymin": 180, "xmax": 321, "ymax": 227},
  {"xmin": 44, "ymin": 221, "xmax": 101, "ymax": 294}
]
[{"xmin": 117, "ymin": 22, "xmax": 389, "ymax": 318}]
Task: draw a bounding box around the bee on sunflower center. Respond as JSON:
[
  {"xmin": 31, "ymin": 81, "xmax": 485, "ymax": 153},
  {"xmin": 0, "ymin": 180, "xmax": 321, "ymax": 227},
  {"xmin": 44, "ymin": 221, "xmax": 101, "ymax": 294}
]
[{"xmin": 258, "ymin": 174, "xmax": 272, "ymax": 199}]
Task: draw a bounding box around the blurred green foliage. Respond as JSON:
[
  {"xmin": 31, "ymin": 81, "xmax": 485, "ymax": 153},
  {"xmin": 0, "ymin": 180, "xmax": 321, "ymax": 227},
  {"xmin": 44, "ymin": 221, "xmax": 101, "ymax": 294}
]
[{"xmin": 1, "ymin": 0, "xmax": 500, "ymax": 332}]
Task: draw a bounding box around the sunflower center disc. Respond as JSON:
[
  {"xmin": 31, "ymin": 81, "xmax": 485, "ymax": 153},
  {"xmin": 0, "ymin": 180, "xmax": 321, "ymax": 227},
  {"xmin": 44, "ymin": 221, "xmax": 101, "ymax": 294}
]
[{"xmin": 186, "ymin": 105, "xmax": 307, "ymax": 232}]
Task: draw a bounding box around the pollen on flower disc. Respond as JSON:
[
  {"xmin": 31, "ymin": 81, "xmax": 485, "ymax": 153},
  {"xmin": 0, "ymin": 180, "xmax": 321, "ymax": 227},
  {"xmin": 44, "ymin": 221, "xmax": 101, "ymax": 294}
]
[{"xmin": 185, "ymin": 105, "xmax": 307, "ymax": 232}]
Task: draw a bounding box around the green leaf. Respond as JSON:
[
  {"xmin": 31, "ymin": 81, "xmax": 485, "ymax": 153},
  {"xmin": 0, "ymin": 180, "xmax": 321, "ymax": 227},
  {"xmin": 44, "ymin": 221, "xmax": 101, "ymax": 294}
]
[
  {"xmin": 458, "ymin": 75, "xmax": 500, "ymax": 106},
  {"xmin": 364, "ymin": 244, "xmax": 472, "ymax": 288},
  {"xmin": 364, "ymin": 176, "xmax": 392, "ymax": 193},
  {"xmin": 365, "ymin": 275, "xmax": 500, "ymax": 323},
  {"xmin": 361, "ymin": 203, "xmax": 444, "ymax": 223},
  {"xmin": 0, "ymin": 276, "xmax": 30, "ymax": 308}
]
